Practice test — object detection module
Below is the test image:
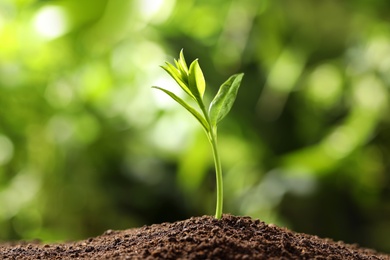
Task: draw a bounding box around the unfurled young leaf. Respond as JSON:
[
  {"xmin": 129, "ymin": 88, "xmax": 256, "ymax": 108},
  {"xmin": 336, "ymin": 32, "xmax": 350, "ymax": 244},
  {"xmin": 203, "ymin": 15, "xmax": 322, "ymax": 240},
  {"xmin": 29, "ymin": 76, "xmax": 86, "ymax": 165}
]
[
  {"xmin": 161, "ymin": 62, "xmax": 195, "ymax": 100},
  {"xmin": 188, "ymin": 59, "xmax": 206, "ymax": 101},
  {"xmin": 178, "ymin": 49, "xmax": 189, "ymax": 75},
  {"xmin": 152, "ymin": 86, "xmax": 209, "ymax": 131},
  {"xmin": 174, "ymin": 59, "xmax": 185, "ymax": 78},
  {"xmin": 209, "ymin": 73, "xmax": 244, "ymax": 126},
  {"xmin": 174, "ymin": 58, "xmax": 188, "ymax": 84}
]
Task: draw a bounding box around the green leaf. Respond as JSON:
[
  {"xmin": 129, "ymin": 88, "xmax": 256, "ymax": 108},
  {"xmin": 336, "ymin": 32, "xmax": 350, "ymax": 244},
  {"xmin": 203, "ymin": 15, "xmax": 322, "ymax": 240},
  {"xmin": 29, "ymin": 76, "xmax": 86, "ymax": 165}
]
[
  {"xmin": 178, "ymin": 49, "xmax": 189, "ymax": 74},
  {"xmin": 188, "ymin": 59, "xmax": 206, "ymax": 101},
  {"xmin": 208, "ymin": 73, "xmax": 244, "ymax": 126},
  {"xmin": 172, "ymin": 50, "xmax": 189, "ymax": 84},
  {"xmin": 152, "ymin": 86, "xmax": 209, "ymax": 131},
  {"xmin": 174, "ymin": 58, "xmax": 188, "ymax": 83},
  {"xmin": 161, "ymin": 63, "xmax": 194, "ymax": 99}
]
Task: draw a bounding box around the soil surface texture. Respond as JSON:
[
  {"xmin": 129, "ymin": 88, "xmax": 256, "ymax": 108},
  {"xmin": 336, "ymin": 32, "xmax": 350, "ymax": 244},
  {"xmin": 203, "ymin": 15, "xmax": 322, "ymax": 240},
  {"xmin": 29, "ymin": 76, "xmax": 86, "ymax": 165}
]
[{"xmin": 1, "ymin": 214, "xmax": 389, "ymax": 259}]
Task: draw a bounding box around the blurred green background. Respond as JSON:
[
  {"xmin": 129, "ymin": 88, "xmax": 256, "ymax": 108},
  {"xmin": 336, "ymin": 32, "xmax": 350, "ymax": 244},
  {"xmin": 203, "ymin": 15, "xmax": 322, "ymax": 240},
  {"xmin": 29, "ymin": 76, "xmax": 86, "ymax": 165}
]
[{"xmin": 1, "ymin": 0, "xmax": 390, "ymax": 253}]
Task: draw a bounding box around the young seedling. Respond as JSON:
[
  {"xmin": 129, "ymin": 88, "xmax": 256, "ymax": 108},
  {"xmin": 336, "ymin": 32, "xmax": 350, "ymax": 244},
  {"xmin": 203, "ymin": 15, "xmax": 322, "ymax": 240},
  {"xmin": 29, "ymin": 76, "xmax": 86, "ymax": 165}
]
[{"xmin": 153, "ymin": 50, "xmax": 243, "ymax": 219}]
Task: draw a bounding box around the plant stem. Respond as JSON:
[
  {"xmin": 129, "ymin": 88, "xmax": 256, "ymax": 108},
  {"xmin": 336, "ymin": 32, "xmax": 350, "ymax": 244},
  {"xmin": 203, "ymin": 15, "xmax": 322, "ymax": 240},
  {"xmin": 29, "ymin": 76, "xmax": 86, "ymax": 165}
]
[
  {"xmin": 209, "ymin": 127, "xmax": 223, "ymax": 219},
  {"xmin": 199, "ymin": 103, "xmax": 223, "ymax": 219}
]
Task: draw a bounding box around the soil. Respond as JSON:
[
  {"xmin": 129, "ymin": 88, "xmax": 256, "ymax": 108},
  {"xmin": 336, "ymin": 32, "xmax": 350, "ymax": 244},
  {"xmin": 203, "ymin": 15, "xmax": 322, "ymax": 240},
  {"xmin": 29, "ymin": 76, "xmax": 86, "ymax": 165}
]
[{"xmin": 1, "ymin": 214, "xmax": 389, "ymax": 260}]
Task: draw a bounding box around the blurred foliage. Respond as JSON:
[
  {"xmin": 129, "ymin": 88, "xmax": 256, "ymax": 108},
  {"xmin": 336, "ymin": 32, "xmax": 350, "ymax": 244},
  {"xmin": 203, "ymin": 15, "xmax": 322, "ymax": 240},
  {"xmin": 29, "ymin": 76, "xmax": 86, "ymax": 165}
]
[{"xmin": 0, "ymin": 0, "xmax": 390, "ymax": 253}]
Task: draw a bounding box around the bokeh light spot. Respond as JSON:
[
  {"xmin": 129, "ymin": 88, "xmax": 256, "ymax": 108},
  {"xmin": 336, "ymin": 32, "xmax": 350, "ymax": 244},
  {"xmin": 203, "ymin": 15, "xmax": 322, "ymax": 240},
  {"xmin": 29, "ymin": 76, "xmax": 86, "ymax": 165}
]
[
  {"xmin": 306, "ymin": 64, "xmax": 342, "ymax": 107},
  {"xmin": 33, "ymin": 6, "xmax": 68, "ymax": 39},
  {"xmin": 136, "ymin": 0, "xmax": 175, "ymax": 24},
  {"xmin": 322, "ymin": 126, "xmax": 356, "ymax": 159},
  {"xmin": 268, "ymin": 49, "xmax": 305, "ymax": 92},
  {"xmin": 353, "ymin": 75, "xmax": 386, "ymax": 110}
]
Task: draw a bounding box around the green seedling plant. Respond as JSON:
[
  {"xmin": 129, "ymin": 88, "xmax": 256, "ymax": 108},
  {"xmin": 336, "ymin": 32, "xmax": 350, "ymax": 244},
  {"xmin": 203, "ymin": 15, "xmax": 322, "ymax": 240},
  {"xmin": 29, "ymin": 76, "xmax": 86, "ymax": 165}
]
[{"xmin": 153, "ymin": 50, "xmax": 243, "ymax": 219}]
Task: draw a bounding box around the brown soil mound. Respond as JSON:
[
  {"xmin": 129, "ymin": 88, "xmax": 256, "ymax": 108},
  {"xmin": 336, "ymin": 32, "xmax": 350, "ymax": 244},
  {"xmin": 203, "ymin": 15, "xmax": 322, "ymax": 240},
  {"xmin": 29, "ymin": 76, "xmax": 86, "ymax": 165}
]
[{"xmin": 1, "ymin": 214, "xmax": 389, "ymax": 259}]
